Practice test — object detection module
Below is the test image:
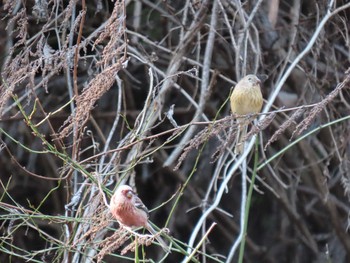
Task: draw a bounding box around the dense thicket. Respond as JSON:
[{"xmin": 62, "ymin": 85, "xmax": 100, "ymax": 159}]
[{"xmin": 1, "ymin": 1, "xmax": 350, "ymax": 262}]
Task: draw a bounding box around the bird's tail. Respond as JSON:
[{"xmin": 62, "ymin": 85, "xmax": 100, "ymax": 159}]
[
  {"xmin": 146, "ymin": 222, "xmax": 171, "ymax": 253},
  {"xmin": 234, "ymin": 122, "xmax": 248, "ymax": 155}
]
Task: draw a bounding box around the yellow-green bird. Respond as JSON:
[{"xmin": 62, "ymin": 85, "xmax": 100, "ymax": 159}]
[{"xmin": 230, "ymin": 74, "xmax": 263, "ymax": 154}]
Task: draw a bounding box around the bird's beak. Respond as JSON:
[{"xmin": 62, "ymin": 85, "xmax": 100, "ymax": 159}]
[{"xmin": 256, "ymin": 74, "xmax": 268, "ymax": 83}]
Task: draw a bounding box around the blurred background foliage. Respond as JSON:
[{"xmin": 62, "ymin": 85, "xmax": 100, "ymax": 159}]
[{"xmin": 0, "ymin": 0, "xmax": 350, "ymax": 262}]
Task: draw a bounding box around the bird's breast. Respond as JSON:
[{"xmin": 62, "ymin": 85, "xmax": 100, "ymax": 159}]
[
  {"xmin": 112, "ymin": 204, "xmax": 148, "ymax": 227},
  {"xmin": 230, "ymin": 86, "xmax": 263, "ymax": 115}
]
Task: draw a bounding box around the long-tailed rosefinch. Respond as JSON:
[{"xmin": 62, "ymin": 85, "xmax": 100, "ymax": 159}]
[
  {"xmin": 230, "ymin": 74, "xmax": 263, "ymax": 154},
  {"xmin": 110, "ymin": 185, "xmax": 170, "ymax": 253}
]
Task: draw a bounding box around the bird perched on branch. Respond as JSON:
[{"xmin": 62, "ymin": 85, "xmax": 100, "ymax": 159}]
[
  {"xmin": 230, "ymin": 74, "xmax": 263, "ymax": 154},
  {"xmin": 110, "ymin": 184, "xmax": 170, "ymax": 253}
]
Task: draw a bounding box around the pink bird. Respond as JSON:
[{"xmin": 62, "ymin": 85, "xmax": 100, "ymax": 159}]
[{"xmin": 110, "ymin": 185, "xmax": 170, "ymax": 253}]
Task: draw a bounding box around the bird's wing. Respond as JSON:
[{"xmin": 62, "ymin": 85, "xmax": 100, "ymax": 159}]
[{"xmin": 134, "ymin": 195, "xmax": 149, "ymax": 218}]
